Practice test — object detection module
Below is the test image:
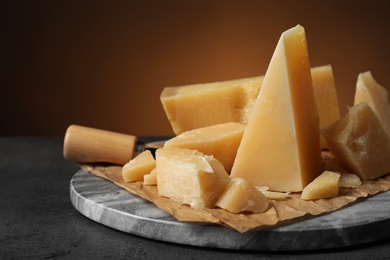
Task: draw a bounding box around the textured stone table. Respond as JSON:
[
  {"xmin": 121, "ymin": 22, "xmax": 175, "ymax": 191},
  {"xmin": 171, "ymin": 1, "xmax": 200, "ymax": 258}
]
[{"xmin": 71, "ymin": 168, "xmax": 390, "ymax": 251}]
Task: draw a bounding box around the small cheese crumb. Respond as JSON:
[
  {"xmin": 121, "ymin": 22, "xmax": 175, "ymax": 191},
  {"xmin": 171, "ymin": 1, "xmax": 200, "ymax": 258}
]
[
  {"xmin": 143, "ymin": 168, "xmax": 157, "ymax": 186},
  {"xmin": 339, "ymin": 173, "xmax": 362, "ymax": 188}
]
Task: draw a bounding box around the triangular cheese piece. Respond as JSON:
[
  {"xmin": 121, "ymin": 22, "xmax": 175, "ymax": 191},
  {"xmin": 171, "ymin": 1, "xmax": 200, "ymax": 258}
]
[
  {"xmin": 230, "ymin": 25, "xmax": 322, "ymax": 192},
  {"xmin": 354, "ymin": 71, "xmax": 390, "ymax": 136}
]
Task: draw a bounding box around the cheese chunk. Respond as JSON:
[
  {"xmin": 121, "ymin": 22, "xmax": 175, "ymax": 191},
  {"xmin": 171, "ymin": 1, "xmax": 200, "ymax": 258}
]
[
  {"xmin": 163, "ymin": 122, "xmax": 245, "ymax": 172},
  {"xmin": 143, "ymin": 168, "xmax": 157, "ymax": 186},
  {"xmin": 161, "ymin": 76, "xmax": 264, "ymax": 135},
  {"xmin": 122, "ymin": 150, "xmax": 156, "ymax": 182},
  {"xmin": 216, "ymin": 178, "xmax": 269, "ymax": 214},
  {"xmin": 322, "ymin": 102, "xmax": 390, "ymax": 180},
  {"xmin": 301, "ymin": 171, "xmax": 340, "ymax": 200},
  {"xmin": 155, "ymin": 148, "xmax": 230, "ymax": 209},
  {"xmin": 354, "ymin": 71, "xmax": 390, "ymax": 136},
  {"xmin": 230, "ymin": 25, "xmax": 322, "ymax": 192},
  {"xmin": 311, "ymin": 65, "xmax": 341, "ymax": 149}
]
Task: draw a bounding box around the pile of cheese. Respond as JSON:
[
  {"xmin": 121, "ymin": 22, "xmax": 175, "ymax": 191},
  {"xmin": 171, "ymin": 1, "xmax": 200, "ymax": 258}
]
[{"xmin": 122, "ymin": 24, "xmax": 390, "ymax": 214}]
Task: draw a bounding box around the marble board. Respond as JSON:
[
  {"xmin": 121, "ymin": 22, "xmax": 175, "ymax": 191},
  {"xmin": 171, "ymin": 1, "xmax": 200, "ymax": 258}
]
[{"xmin": 70, "ymin": 169, "xmax": 390, "ymax": 251}]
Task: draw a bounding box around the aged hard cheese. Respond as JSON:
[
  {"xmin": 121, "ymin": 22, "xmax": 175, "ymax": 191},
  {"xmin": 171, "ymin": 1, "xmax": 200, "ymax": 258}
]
[
  {"xmin": 322, "ymin": 102, "xmax": 390, "ymax": 180},
  {"xmin": 122, "ymin": 150, "xmax": 156, "ymax": 182},
  {"xmin": 155, "ymin": 148, "xmax": 230, "ymax": 209},
  {"xmin": 160, "ymin": 76, "xmax": 264, "ymax": 135},
  {"xmin": 354, "ymin": 71, "xmax": 390, "ymax": 136},
  {"xmin": 143, "ymin": 168, "xmax": 157, "ymax": 186},
  {"xmin": 339, "ymin": 173, "xmax": 361, "ymax": 188},
  {"xmin": 161, "ymin": 65, "xmax": 339, "ymax": 136},
  {"xmin": 311, "ymin": 65, "xmax": 341, "ymax": 149},
  {"xmin": 216, "ymin": 178, "xmax": 269, "ymax": 214},
  {"xmin": 230, "ymin": 25, "xmax": 322, "ymax": 192},
  {"xmin": 163, "ymin": 122, "xmax": 245, "ymax": 172},
  {"xmin": 301, "ymin": 171, "xmax": 340, "ymax": 200}
]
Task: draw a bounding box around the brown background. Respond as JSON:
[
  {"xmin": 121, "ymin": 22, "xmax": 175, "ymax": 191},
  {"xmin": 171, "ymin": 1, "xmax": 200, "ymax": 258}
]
[{"xmin": 1, "ymin": 1, "xmax": 390, "ymax": 136}]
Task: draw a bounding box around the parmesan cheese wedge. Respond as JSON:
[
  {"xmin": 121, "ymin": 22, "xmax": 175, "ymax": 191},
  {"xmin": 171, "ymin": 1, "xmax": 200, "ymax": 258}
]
[
  {"xmin": 216, "ymin": 178, "xmax": 269, "ymax": 214},
  {"xmin": 301, "ymin": 171, "xmax": 340, "ymax": 200},
  {"xmin": 354, "ymin": 71, "xmax": 390, "ymax": 136},
  {"xmin": 230, "ymin": 25, "xmax": 322, "ymax": 192},
  {"xmin": 155, "ymin": 148, "xmax": 230, "ymax": 209},
  {"xmin": 322, "ymin": 102, "xmax": 390, "ymax": 180},
  {"xmin": 122, "ymin": 150, "xmax": 156, "ymax": 182},
  {"xmin": 163, "ymin": 122, "xmax": 245, "ymax": 172}
]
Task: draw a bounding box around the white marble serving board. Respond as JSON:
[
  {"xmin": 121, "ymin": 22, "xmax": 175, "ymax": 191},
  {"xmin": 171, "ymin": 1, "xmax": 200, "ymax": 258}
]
[{"xmin": 70, "ymin": 169, "xmax": 390, "ymax": 251}]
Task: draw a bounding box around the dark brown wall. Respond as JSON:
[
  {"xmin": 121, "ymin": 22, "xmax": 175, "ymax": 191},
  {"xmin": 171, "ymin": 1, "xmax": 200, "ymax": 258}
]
[{"xmin": 2, "ymin": 1, "xmax": 390, "ymax": 136}]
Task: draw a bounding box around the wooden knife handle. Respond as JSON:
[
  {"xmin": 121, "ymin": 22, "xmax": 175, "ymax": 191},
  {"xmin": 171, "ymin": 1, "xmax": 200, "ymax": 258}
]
[{"xmin": 63, "ymin": 124, "xmax": 137, "ymax": 165}]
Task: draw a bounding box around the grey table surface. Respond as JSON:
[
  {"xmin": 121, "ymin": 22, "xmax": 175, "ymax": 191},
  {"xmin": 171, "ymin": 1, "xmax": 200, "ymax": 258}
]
[{"xmin": 2, "ymin": 136, "xmax": 390, "ymax": 260}]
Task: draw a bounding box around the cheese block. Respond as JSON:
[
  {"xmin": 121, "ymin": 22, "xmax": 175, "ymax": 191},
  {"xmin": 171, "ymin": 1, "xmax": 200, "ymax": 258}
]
[
  {"xmin": 161, "ymin": 65, "xmax": 338, "ymax": 136},
  {"xmin": 322, "ymin": 102, "xmax": 390, "ymax": 180},
  {"xmin": 163, "ymin": 122, "xmax": 245, "ymax": 172},
  {"xmin": 143, "ymin": 168, "xmax": 157, "ymax": 186},
  {"xmin": 122, "ymin": 150, "xmax": 156, "ymax": 182},
  {"xmin": 354, "ymin": 71, "xmax": 390, "ymax": 136},
  {"xmin": 230, "ymin": 25, "xmax": 322, "ymax": 192},
  {"xmin": 155, "ymin": 148, "xmax": 230, "ymax": 209},
  {"xmin": 311, "ymin": 65, "xmax": 341, "ymax": 149},
  {"xmin": 301, "ymin": 171, "xmax": 340, "ymax": 200},
  {"xmin": 215, "ymin": 178, "xmax": 269, "ymax": 214},
  {"xmin": 160, "ymin": 76, "xmax": 264, "ymax": 135}
]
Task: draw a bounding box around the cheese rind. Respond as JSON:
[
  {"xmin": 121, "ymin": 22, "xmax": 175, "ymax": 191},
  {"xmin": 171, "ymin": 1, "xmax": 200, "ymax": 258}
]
[
  {"xmin": 216, "ymin": 178, "xmax": 269, "ymax": 214},
  {"xmin": 354, "ymin": 71, "xmax": 390, "ymax": 136},
  {"xmin": 322, "ymin": 102, "xmax": 390, "ymax": 180},
  {"xmin": 230, "ymin": 25, "xmax": 322, "ymax": 192},
  {"xmin": 301, "ymin": 171, "xmax": 340, "ymax": 200},
  {"xmin": 122, "ymin": 150, "xmax": 156, "ymax": 182},
  {"xmin": 163, "ymin": 122, "xmax": 245, "ymax": 172},
  {"xmin": 161, "ymin": 76, "xmax": 264, "ymax": 135},
  {"xmin": 155, "ymin": 148, "xmax": 230, "ymax": 209},
  {"xmin": 311, "ymin": 65, "xmax": 341, "ymax": 149}
]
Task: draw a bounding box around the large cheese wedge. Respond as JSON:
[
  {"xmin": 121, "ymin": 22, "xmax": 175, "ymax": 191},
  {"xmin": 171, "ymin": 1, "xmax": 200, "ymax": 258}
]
[
  {"xmin": 122, "ymin": 150, "xmax": 156, "ymax": 182},
  {"xmin": 155, "ymin": 148, "xmax": 230, "ymax": 209},
  {"xmin": 215, "ymin": 178, "xmax": 269, "ymax": 214},
  {"xmin": 322, "ymin": 102, "xmax": 390, "ymax": 180},
  {"xmin": 161, "ymin": 65, "xmax": 338, "ymax": 136},
  {"xmin": 230, "ymin": 25, "xmax": 322, "ymax": 192},
  {"xmin": 163, "ymin": 122, "xmax": 245, "ymax": 172},
  {"xmin": 161, "ymin": 76, "xmax": 264, "ymax": 135},
  {"xmin": 301, "ymin": 171, "xmax": 340, "ymax": 200},
  {"xmin": 354, "ymin": 71, "xmax": 390, "ymax": 136},
  {"xmin": 311, "ymin": 65, "xmax": 341, "ymax": 149}
]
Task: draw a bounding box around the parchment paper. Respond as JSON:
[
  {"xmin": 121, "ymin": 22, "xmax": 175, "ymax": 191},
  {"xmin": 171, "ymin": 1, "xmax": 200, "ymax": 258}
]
[{"xmin": 79, "ymin": 162, "xmax": 390, "ymax": 233}]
